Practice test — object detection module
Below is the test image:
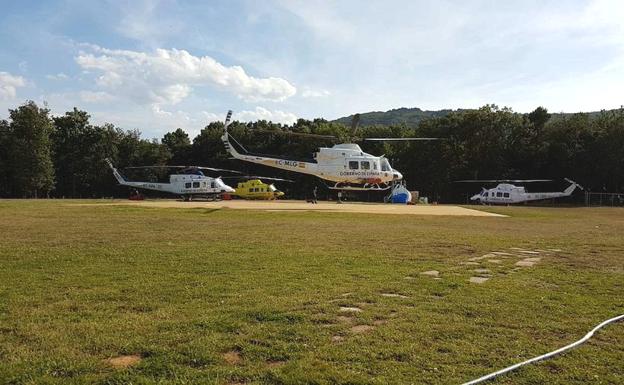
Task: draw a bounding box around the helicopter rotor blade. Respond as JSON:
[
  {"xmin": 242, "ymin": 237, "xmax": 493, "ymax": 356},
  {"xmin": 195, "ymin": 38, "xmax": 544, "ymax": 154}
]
[
  {"xmin": 124, "ymin": 165, "xmax": 187, "ymax": 170},
  {"xmin": 250, "ymin": 128, "xmax": 337, "ymax": 140},
  {"xmin": 350, "ymin": 113, "xmax": 361, "ymax": 139},
  {"xmin": 363, "ymin": 137, "xmax": 443, "ymax": 141},
  {"xmin": 124, "ymin": 165, "xmax": 242, "ymax": 174},
  {"xmin": 220, "ymin": 175, "xmax": 294, "ymax": 182},
  {"xmin": 455, "ymin": 179, "xmax": 553, "ymax": 183}
]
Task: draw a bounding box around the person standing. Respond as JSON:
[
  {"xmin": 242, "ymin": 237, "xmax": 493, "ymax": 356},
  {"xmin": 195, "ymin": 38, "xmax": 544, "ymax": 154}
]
[{"xmin": 312, "ymin": 185, "xmax": 318, "ymax": 204}]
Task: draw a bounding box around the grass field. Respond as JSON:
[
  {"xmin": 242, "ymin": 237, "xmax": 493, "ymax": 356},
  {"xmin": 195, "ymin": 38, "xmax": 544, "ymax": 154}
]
[{"xmin": 0, "ymin": 200, "xmax": 622, "ymax": 385}]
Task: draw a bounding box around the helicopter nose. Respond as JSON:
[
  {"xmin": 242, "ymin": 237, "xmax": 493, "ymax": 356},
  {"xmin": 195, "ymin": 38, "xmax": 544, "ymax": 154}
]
[{"xmin": 392, "ymin": 171, "xmax": 403, "ymax": 180}]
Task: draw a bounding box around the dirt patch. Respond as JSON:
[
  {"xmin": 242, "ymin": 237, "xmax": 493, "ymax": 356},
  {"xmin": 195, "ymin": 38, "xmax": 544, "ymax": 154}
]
[
  {"xmin": 267, "ymin": 360, "xmax": 287, "ymax": 368},
  {"xmin": 351, "ymin": 325, "xmax": 374, "ymax": 333},
  {"xmin": 89, "ymin": 200, "xmax": 504, "ymax": 217},
  {"xmin": 339, "ymin": 306, "xmax": 362, "ymax": 313},
  {"xmin": 106, "ymin": 354, "xmax": 141, "ymax": 368},
  {"xmin": 420, "ymin": 270, "xmax": 439, "ymax": 277},
  {"xmin": 224, "ymin": 351, "xmax": 242, "ymax": 365},
  {"xmin": 373, "ymin": 319, "xmax": 388, "ymax": 326},
  {"xmin": 469, "ymin": 277, "xmax": 490, "ymax": 284}
]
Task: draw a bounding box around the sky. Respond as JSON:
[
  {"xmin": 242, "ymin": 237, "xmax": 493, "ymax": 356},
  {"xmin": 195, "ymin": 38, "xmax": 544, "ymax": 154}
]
[{"xmin": 0, "ymin": 0, "xmax": 623, "ymax": 138}]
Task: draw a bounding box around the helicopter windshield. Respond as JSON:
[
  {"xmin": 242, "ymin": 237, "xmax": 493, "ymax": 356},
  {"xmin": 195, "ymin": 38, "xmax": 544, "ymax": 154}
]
[
  {"xmin": 269, "ymin": 184, "xmax": 277, "ymax": 192},
  {"xmin": 380, "ymin": 158, "xmax": 391, "ymax": 172}
]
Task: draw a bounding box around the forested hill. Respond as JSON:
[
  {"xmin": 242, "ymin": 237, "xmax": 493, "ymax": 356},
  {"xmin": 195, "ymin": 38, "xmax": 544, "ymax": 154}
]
[
  {"xmin": 333, "ymin": 108, "xmax": 456, "ymax": 126},
  {"xmin": 333, "ymin": 107, "xmax": 614, "ymax": 126}
]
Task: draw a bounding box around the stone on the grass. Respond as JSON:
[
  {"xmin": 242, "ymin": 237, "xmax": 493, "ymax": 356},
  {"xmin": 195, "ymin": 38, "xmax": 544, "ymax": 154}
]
[
  {"xmin": 337, "ymin": 315, "xmax": 354, "ymax": 323},
  {"xmin": 339, "ymin": 306, "xmax": 362, "ymax": 313},
  {"xmin": 469, "ymin": 253, "xmax": 497, "ymax": 261},
  {"xmin": 487, "ymin": 259, "xmax": 502, "ymax": 264},
  {"xmin": 420, "ymin": 270, "xmax": 440, "ymax": 277},
  {"xmin": 380, "ymin": 293, "xmax": 408, "ymax": 298},
  {"xmin": 332, "ymin": 335, "xmax": 345, "ymax": 343},
  {"xmin": 473, "ymin": 268, "xmax": 491, "ymax": 274},
  {"xmin": 515, "ymin": 260, "xmax": 536, "ymax": 267},
  {"xmin": 469, "ymin": 276, "xmax": 490, "ymax": 284}
]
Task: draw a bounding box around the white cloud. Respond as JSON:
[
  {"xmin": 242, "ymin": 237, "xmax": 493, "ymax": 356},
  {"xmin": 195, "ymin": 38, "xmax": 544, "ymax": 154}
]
[
  {"xmin": 80, "ymin": 90, "xmax": 113, "ymax": 103},
  {"xmin": 75, "ymin": 46, "xmax": 297, "ymax": 105},
  {"xmin": 0, "ymin": 72, "xmax": 26, "ymax": 100},
  {"xmin": 46, "ymin": 73, "xmax": 69, "ymax": 81},
  {"xmin": 301, "ymin": 87, "xmax": 330, "ymax": 98},
  {"xmin": 236, "ymin": 107, "xmax": 297, "ymax": 124}
]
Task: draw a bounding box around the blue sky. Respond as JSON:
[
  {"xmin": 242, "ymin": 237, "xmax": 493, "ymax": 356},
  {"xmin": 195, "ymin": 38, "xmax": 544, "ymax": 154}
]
[{"xmin": 0, "ymin": 0, "xmax": 623, "ymax": 138}]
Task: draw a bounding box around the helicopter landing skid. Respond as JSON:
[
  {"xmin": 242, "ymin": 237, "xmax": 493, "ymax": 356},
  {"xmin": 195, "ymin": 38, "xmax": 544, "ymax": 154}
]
[{"xmin": 326, "ymin": 182, "xmax": 392, "ymax": 191}]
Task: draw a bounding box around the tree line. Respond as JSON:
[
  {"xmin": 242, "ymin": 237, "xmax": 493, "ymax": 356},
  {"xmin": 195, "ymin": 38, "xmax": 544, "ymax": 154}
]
[{"xmin": 1, "ymin": 101, "xmax": 623, "ymax": 201}]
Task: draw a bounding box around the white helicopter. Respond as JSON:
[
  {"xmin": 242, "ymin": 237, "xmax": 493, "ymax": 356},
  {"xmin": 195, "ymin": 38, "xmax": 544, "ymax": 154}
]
[
  {"xmin": 460, "ymin": 178, "xmax": 583, "ymax": 204},
  {"xmin": 220, "ymin": 111, "xmax": 439, "ymax": 191},
  {"xmin": 105, "ymin": 158, "xmax": 236, "ymax": 201}
]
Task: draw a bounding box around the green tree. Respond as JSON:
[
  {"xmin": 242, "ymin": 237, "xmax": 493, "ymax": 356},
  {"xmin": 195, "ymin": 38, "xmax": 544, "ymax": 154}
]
[
  {"xmin": 4, "ymin": 101, "xmax": 55, "ymax": 197},
  {"xmin": 52, "ymin": 108, "xmax": 92, "ymax": 197},
  {"xmin": 162, "ymin": 128, "xmax": 191, "ymax": 164}
]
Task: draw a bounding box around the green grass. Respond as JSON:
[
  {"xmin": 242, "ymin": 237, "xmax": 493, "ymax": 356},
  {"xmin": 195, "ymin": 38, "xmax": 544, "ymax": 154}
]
[{"xmin": 0, "ymin": 200, "xmax": 622, "ymax": 385}]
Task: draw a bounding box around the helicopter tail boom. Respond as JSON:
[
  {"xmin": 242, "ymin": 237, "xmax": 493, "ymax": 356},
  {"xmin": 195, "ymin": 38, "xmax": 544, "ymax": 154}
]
[
  {"xmin": 105, "ymin": 158, "xmax": 127, "ymax": 184},
  {"xmin": 563, "ymin": 178, "xmax": 583, "ymax": 195}
]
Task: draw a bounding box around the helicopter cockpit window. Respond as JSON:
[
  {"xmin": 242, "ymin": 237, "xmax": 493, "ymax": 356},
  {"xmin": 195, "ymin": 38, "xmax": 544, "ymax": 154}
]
[
  {"xmin": 185, "ymin": 182, "xmax": 192, "ymax": 188},
  {"xmin": 192, "ymin": 182, "xmax": 200, "ymax": 188},
  {"xmin": 348, "ymin": 161, "xmax": 359, "ymax": 170},
  {"xmin": 380, "ymin": 158, "xmax": 391, "ymax": 171},
  {"xmin": 483, "ymin": 192, "xmax": 488, "ymax": 197},
  {"xmin": 361, "ymin": 161, "xmax": 370, "ymax": 170}
]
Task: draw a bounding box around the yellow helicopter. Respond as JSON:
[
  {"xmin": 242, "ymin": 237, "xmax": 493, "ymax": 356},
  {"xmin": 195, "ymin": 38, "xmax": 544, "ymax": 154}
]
[{"xmin": 224, "ymin": 176, "xmax": 292, "ymax": 200}]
